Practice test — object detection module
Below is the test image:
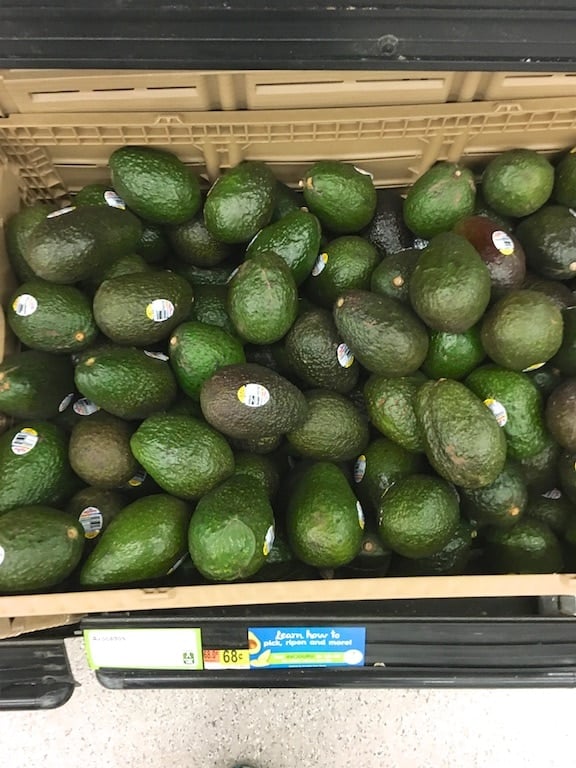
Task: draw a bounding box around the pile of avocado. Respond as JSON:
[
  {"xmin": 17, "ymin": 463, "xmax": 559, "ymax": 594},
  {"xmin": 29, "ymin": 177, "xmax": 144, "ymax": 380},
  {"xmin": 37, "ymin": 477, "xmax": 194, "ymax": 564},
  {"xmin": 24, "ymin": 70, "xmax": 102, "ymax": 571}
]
[{"xmin": 4, "ymin": 144, "xmax": 576, "ymax": 596}]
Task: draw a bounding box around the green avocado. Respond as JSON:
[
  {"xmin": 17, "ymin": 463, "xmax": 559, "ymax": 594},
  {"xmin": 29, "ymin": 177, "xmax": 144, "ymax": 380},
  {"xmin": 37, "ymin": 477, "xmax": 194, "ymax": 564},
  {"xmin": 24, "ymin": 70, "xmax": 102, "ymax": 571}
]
[
  {"xmin": 370, "ymin": 248, "xmax": 420, "ymax": 304},
  {"xmin": 460, "ymin": 463, "xmax": 527, "ymax": 529},
  {"xmin": 546, "ymin": 379, "xmax": 576, "ymax": 451},
  {"xmin": 364, "ymin": 373, "xmax": 427, "ymax": 453},
  {"xmin": 516, "ymin": 206, "xmax": 576, "ymax": 280},
  {"xmin": 0, "ymin": 351, "xmax": 74, "ymax": 419},
  {"xmin": 5, "ymin": 202, "xmax": 57, "ymax": 282},
  {"xmin": 69, "ymin": 413, "xmax": 138, "ymax": 490},
  {"xmin": 422, "ymin": 325, "xmax": 485, "ymax": 381},
  {"xmin": 483, "ymin": 519, "xmax": 563, "ymax": 574},
  {"xmin": 482, "ymin": 149, "xmax": 554, "ymax": 218},
  {"xmin": 168, "ymin": 211, "xmax": 234, "ymax": 267},
  {"xmin": 305, "ymin": 236, "xmax": 379, "ymax": 309}
]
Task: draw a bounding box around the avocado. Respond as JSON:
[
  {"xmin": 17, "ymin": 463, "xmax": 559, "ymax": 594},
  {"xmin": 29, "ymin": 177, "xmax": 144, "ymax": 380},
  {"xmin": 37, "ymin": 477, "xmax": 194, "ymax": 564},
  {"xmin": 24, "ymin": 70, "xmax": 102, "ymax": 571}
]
[
  {"xmin": 168, "ymin": 211, "xmax": 234, "ymax": 267},
  {"xmin": 453, "ymin": 215, "xmax": 525, "ymax": 298},
  {"xmin": 304, "ymin": 236, "xmax": 379, "ymax": 308},
  {"xmin": 515, "ymin": 433, "xmax": 560, "ymax": 494},
  {"xmin": 422, "ymin": 325, "xmax": 485, "ymax": 381},
  {"xmin": 482, "ymin": 149, "xmax": 554, "ymax": 218},
  {"xmin": 204, "ymin": 161, "xmax": 276, "ymax": 244},
  {"xmin": 516, "ymin": 206, "xmax": 576, "ymax": 280},
  {"xmin": 246, "ymin": 209, "xmax": 322, "ymax": 285},
  {"xmin": 333, "ymin": 289, "xmax": 428, "ymax": 376},
  {"xmin": 171, "ymin": 261, "xmax": 234, "ymax": 288},
  {"xmin": 0, "ymin": 507, "xmax": 84, "ymax": 593},
  {"xmin": 460, "ymin": 463, "xmax": 527, "ymax": 529},
  {"xmin": 559, "ymin": 450, "xmax": 576, "ymax": 505},
  {"xmin": 483, "ymin": 519, "xmax": 563, "ymax": 574},
  {"xmin": 364, "ymin": 373, "xmax": 426, "ymax": 453},
  {"xmin": 545, "ymin": 379, "xmax": 576, "ymax": 451},
  {"xmin": 8, "ymin": 279, "xmax": 98, "ymax": 354},
  {"xmin": 228, "ymin": 251, "xmax": 298, "ymax": 344},
  {"xmin": 284, "ymin": 308, "xmax": 360, "ymax": 394},
  {"xmin": 378, "ymin": 474, "xmax": 460, "ymax": 559},
  {"xmin": 370, "ymin": 248, "xmax": 420, "ymax": 304},
  {"xmin": 465, "ymin": 365, "xmax": 548, "ymax": 459},
  {"xmin": 233, "ymin": 451, "xmax": 281, "ymax": 500},
  {"xmin": 188, "ymin": 283, "xmax": 235, "ymax": 336},
  {"xmin": 354, "ymin": 437, "xmax": 425, "ymax": 516},
  {"xmin": 93, "ymin": 271, "xmax": 193, "ymax": 346},
  {"xmin": 24, "ymin": 205, "xmax": 142, "ymax": 284},
  {"xmin": 550, "ymin": 307, "xmax": 576, "ymax": 378},
  {"xmin": 286, "ymin": 389, "xmax": 369, "ymax": 462},
  {"xmin": 0, "ymin": 421, "xmax": 74, "ymax": 513},
  {"xmin": 0, "ymin": 351, "xmax": 74, "ymax": 419},
  {"xmin": 409, "ymin": 233, "xmax": 491, "ymax": 333},
  {"xmin": 403, "ymin": 162, "xmax": 476, "ymax": 239},
  {"xmin": 231, "ymin": 434, "xmax": 283, "ymax": 455},
  {"xmin": 137, "ymin": 223, "xmax": 171, "ymax": 265},
  {"xmin": 69, "ymin": 413, "xmax": 138, "ymax": 489},
  {"xmin": 481, "ymin": 290, "xmax": 563, "ymax": 371},
  {"xmin": 131, "ymin": 412, "xmax": 234, "ymax": 500},
  {"xmin": 524, "ymin": 364, "xmax": 563, "ymax": 400},
  {"xmin": 109, "ymin": 146, "xmax": 201, "ymax": 225},
  {"xmin": 74, "ymin": 183, "xmax": 123, "ymax": 208},
  {"xmin": 169, "ymin": 320, "xmax": 245, "ymax": 400},
  {"xmin": 392, "ymin": 519, "xmax": 477, "ymax": 577},
  {"xmin": 301, "ymin": 161, "xmax": 377, "ymax": 234},
  {"xmin": 189, "ymin": 475, "xmax": 274, "ymax": 581},
  {"xmin": 86, "ymin": 252, "xmax": 151, "ymax": 292},
  {"xmin": 361, "ymin": 188, "xmax": 413, "ymax": 257},
  {"xmin": 415, "ymin": 379, "xmax": 507, "ymax": 489},
  {"xmin": 525, "ymin": 489, "xmax": 574, "ymax": 536},
  {"xmin": 554, "ymin": 150, "xmax": 576, "ymax": 207},
  {"xmin": 5, "ymin": 202, "xmax": 57, "ymax": 282},
  {"xmin": 522, "ymin": 275, "xmax": 576, "ymax": 310},
  {"xmin": 75, "ymin": 345, "xmax": 177, "ymax": 420},
  {"xmin": 200, "ymin": 363, "xmax": 307, "ymax": 440},
  {"xmin": 271, "ymin": 182, "xmax": 302, "ymax": 221},
  {"xmin": 287, "ymin": 461, "xmax": 364, "ymax": 568},
  {"xmin": 66, "ymin": 487, "xmax": 126, "ymax": 542},
  {"xmin": 80, "ymin": 494, "xmax": 191, "ymax": 587},
  {"xmin": 338, "ymin": 528, "xmax": 392, "ymax": 578}
]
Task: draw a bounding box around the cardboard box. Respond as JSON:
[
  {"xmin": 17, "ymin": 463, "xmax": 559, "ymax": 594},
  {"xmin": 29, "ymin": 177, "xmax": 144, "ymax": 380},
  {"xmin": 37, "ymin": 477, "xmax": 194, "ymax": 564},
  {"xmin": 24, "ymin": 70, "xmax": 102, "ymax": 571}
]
[{"xmin": 1, "ymin": 69, "xmax": 576, "ymax": 638}]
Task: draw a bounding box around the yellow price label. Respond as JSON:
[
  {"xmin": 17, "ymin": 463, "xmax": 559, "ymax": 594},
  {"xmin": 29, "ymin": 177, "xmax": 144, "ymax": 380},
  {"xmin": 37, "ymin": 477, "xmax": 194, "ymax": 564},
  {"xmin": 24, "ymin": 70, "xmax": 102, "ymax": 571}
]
[{"xmin": 202, "ymin": 649, "xmax": 250, "ymax": 670}]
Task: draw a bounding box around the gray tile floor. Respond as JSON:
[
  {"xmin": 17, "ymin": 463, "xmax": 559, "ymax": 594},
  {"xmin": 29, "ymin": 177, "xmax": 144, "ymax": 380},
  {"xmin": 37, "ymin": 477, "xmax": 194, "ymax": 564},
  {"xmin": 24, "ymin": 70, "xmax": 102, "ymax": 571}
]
[{"xmin": 1, "ymin": 636, "xmax": 576, "ymax": 768}]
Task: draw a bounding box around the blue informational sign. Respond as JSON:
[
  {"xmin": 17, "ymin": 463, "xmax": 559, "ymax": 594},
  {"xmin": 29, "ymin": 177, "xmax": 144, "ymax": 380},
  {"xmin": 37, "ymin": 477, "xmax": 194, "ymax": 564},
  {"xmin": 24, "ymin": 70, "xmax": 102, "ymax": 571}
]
[{"xmin": 247, "ymin": 626, "xmax": 366, "ymax": 669}]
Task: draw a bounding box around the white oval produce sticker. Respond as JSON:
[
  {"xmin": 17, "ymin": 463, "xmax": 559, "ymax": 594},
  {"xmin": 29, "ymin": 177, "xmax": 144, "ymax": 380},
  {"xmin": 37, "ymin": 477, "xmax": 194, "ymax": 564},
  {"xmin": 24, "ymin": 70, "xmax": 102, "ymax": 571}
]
[
  {"xmin": 58, "ymin": 393, "xmax": 75, "ymax": 413},
  {"xmin": 522, "ymin": 362, "xmax": 546, "ymax": 372},
  {"xmin": 146, "ymin": 299, "xmax": 175, "ymax": 323},
  {"xmin": 337, "ymin": 343, "xmax": 354, "ymax": 369},
  {"xmin": 11, "ymin": 427, "xmax": 38, "ymax": 455},
  {"xmin": 226, "ymin": 267, "xmax": 240, "ymax": 284},
  {"xmin": 237, "ymin": 383, "xmax": 270, "ymax": 408},
  {"xmin": 78, "ymin": 507, "xmax": 104, "ymax": 540},
  {"xmin": 542, "ymin": 488, "xmax": 562, "ymax": 500},
  {"xmin": 356, "ymin": 501, "xmax": 365, "ymax": 529},
  {"xmin": 354, "ymin": 455, "xmax": 366, "ymax": 483},
  {"xmin": 353, "ymin": 166, "xmax": 374, "ymax": 179},
  {"xmin": 144, "ymin": 350, "xmax": 169, "ymax": 361},
  {"xmin": 263, "ymin": 525, "xmax": 275, "ymax": 556},
  {"xmin": 311, "ymin": 253, "xmax": 328, "ymax": 276},
  {"xmin": 73, "ymin": 398, "xmax": 100, "ymax": 416},
  {"xmin": 46, "ymin": 205, "xmax": 76, "ymax": 218},
  {"xmin": 104, "ymin": 190, "xmax": 126, "ymax": 209},
  {"xmin": 483, "ymin": 398, "xmax": 508, "ymax": 427},
  {"xmin": 128, "ymin": 468, "xmax": 147, "ymax": 487},
  {"xmin": 0, "ymin": 545, "xmax": 4, "ymax": 566},
  {"xmin": 492, "ymin": 230, "xmax": 515, "ymax": 256},
  {"xmin": 166, "ymin": 552, "xmax": 188, "ymax": 575},
  {"xmin": 12, "ymin": 294, "xmax": 38, "ymax": 317}
]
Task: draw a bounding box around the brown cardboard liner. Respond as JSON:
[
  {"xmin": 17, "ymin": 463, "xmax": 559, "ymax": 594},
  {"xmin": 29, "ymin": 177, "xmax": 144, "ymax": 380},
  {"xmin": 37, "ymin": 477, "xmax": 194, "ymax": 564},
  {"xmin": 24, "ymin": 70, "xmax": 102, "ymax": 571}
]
[{"xmin": 1, "ymin": 70, "xmax": 576, "ymax": 636}]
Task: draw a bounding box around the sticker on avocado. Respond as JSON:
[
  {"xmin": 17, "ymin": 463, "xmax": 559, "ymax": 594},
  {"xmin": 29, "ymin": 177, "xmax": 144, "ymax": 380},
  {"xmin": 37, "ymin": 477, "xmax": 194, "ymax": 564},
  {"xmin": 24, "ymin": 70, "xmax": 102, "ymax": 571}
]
[
  {"xmin": 58, "ymin": 393, "xmax": 75, "ymax": 413},
  {"xmin": 263, "ymin": 525, "xmax": 275, "ymax": 556},
  {"xmin": 353, "ymin": 166, "xmax": 374, "ymax": 179},
  {"xmin": 237, "ymin": 383, "xmax": 270, "ymax": 408},
  {"xmin": 413, "ymin": 238, "xmax": 429, "ymax": 250},
  {"xmin": 492, "ymin": 230, "xmax": 515, "ymax": 256},
  {"xmin": 542, "ymin": 488, "xmax": 562, "ymax": 500},
  {"xmin": 128, "ymin": 468, "xmax": 147, "ymax": 487},
  {"xmin": 0, "ymin": 545, "xmax": 4, "ymax": 566},
  {"xmin": 312, "ymin": 253, "xmax": 328, "ymax": 276},
  {"xmin": 104, "ymin": 190, "xmax": 126, "ymax": 209},
  {"xmin": 46, "ymin": 206, "xmax": 76, "ymax": 218},
  {"xmin": 166, "ymin": 552, "xmax": 188, "ymax": 576},
  {"xmin": 354, "ymin": 455, "xmax": 366, "ymax": 483},
  {"xmin": 73, "ymin": 398, "xmax": 100, "ymax": 416},
  {"xmin": 337, "ymin": 343, "xmax": 354, "ymax": 369},
  {"xmin": 79, "ymin": 507, "xmax": 104, "ymax": 540},
  {"xmin": 12, "ymin": 294, "xmax": 38, "ymax": 317},
  {"xmin": 146, "ymin": 299, "xmax": 175, "ymax": 323},
  {"xmin": 356, "ymin": 501, "xmax": 365, "ymax": 530},
  {"xmin": 570, "ymin": 209, "xmax": 576, "ymax": 218},
  {"xmin": 226, "ymin": 267, "xmax": 240, "ymax": 284},
  {"xmin": 144, "ymin": 350, "xmax": 169, "ymax": 362},
  {"xmin": 522, "ymin": 362, "xmax": 546, "ymax": 372},
  {"xmin": 483, "ymin": 398, "xmax": 508, "ymax": 427},
  {"xmin": 11, "ymin": 427, "xmax": 38, "ymax": 455}
]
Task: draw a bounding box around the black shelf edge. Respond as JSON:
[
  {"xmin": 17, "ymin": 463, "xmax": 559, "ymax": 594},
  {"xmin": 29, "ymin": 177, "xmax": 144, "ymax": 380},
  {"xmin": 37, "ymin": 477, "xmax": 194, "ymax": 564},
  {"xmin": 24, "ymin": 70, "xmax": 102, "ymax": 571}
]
[
  {"xmin": 0, "ymin": 640, "xmax": 75, "ymax": 710},
  {"xmin": 1, "ymin": 2, "xmax": 576, "ymax": 70}
]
